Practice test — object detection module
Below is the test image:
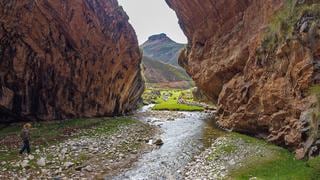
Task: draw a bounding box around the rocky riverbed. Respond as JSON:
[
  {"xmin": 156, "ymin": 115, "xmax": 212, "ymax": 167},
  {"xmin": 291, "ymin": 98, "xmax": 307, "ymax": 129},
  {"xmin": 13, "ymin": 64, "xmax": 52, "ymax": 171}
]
[
  {"xmin": 112, "ymin": 107, "xmax": 221, "ymax": 179},
  {"xmin": 111, "ymin": 108, "xmax": 274, "ymax": 180},
  {"xmin": 183, "ymin": 136, "xmax": 269, "ymax": 179},
  {"xmin": 2, "ymin": 106, "xmax": 314, "ymax": 179},
  {"xmin": 0, "ymin": 119, "xmax": 156, "ymax": 179}
]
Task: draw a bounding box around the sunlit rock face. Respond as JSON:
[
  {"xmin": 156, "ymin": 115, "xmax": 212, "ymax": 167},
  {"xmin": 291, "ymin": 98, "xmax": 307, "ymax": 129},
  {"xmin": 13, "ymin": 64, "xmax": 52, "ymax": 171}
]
[
  {"xmin": 167, "ymin": 0, "xmax": 320, "ymax": 157},
  {"xmin": 0, "ymin": 0, "xmax": 144, "ymax": 122}
]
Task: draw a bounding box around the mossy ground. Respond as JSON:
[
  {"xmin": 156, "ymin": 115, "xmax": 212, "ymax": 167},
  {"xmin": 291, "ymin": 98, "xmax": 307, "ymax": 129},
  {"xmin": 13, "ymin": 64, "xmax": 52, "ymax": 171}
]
[
  {"xmin": 227, "ymin": 133, "xmax": 320, "ymax": 180},
  {"xmin": 206, "ymin": 143, "xmax": 237, "ymax": 161}
]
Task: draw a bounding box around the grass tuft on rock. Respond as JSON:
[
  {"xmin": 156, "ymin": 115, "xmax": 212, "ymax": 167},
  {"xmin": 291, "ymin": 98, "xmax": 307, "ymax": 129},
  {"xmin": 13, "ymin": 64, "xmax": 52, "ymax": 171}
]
[{"xmin": 261, "ymin": 1, "xmax": 320, "ymax": 53}]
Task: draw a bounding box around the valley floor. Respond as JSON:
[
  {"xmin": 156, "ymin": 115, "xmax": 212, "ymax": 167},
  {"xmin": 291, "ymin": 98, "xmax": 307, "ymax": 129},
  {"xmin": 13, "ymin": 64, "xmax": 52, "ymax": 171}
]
[
  {"xmin": 184, "ymin": 133, "xmax": 320, "ymax": 180},
  {"xmin": 1, "ymin": 105, "xmax": 320, "ymax": 179},
  {"xmin": 0, "ymin": 118, "xmax": 156, "ymax": 179}
]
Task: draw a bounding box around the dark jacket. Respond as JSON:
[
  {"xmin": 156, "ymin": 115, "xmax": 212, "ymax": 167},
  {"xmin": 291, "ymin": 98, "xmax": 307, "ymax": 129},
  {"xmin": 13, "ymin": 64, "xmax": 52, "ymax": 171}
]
[{"xmin": 20, "ymin": 128, "xmax": 30, "ymax": 142}]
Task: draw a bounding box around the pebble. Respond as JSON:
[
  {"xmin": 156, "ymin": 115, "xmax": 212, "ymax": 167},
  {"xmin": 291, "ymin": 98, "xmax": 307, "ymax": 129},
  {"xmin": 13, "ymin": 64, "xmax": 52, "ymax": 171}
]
[
  {"xmin": 153, "ymin": 139, "xmax": 164, "ymax": 146},
  {"xmin": 21, "ymin": 160, "xmax": 29, "ymax": 168},
  {"xmin": 119, "ymin": 153, "xmax": 125, "ymax": 158},
  {"xmin": 28, "ymin": 155, "xmax": 34, "ymax": 160},
  {"xmin": 37, "ymin": 157, "xmax": 46, "ymax": 167},
  {"xmin": 1, "ymin": 110, "xmax": 154, "ymax": 179},
  {"xmin": 183, "ymin": 137, "xmax": 268, "ymax": 179},
  {"xmin": 228, "ymin": 159, "xmax": 235, "ymax": 165},
  {"xmin": 84, "ymin": 166, "xmax": 93, "ymax": 172}
]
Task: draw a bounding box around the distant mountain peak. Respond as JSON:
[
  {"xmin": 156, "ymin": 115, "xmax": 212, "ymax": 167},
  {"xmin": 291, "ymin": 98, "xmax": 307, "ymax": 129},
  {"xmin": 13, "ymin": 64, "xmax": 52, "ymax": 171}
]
[
  {"xmin": 147, "ymin": 33, "xmax": 173, "ymax": 42},
  {"xmin": 141, "ymin": 33, "xmax": 186, "ymax": 67}
]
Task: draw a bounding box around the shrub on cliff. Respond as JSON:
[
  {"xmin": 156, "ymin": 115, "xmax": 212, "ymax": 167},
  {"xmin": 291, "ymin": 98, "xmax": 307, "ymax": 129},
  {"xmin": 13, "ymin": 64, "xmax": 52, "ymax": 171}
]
[{"xmin": 261, "ymin": 0, "xmax": 320, "ymax": 53}]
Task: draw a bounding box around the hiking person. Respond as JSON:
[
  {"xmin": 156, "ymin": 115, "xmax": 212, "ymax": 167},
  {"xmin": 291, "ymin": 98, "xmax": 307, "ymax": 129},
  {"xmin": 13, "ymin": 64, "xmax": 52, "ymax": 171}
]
[{"xmin": 19, "ymin": 123, "xmax": 32, "ymax": 154}]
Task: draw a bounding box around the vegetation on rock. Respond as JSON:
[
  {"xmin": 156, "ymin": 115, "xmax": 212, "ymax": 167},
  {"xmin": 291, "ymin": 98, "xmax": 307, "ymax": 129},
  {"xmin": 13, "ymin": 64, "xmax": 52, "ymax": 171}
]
[{"xmin": 260, "ymin": 0, "xmax": 320, "ymax": 54}]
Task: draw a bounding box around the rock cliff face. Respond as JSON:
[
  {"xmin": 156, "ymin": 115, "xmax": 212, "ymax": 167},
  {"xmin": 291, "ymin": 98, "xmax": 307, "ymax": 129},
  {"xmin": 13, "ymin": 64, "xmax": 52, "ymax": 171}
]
[
  {"xmin": 166, "ymin": 0, "xmax": 320, "ymax": 157},
  {"xmin": 0, "ymin": 0, "xmax": 144, "ymax": 122}
]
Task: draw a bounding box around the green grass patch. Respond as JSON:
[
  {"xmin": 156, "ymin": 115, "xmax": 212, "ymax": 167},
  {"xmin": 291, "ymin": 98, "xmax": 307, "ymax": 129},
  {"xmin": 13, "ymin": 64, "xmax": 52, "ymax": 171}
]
[
  {"xmin": 207, "ymin": 143, "xmax": 237, "ymax": 161},
  {"xmin": 231, "ymin": 150, "xmax": 317, "ymax": 180},
  {"xmin": 307, "ymin": 156, "xmax": 320, "ymax": 178},
  {"xmin": 230, "ymin": 133, "xmax": 269, "ymax": 146},
  {"xmin": 153, "ymin": 103, "xmax": 204, "ymax": 111},
  {"xmin": 83, "ymin": 117, "xmax": 136, "ymax": 136},
  {"xmin": 151, "ymin": 89, "xmax": 204, "ymax": 111},
  {"xmin": 228, "ymin": 133, "xmax": 320, "ymax": 180}
]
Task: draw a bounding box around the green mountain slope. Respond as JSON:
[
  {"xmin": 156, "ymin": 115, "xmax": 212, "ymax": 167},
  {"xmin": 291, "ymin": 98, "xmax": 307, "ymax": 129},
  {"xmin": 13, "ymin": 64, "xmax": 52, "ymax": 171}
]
[
  {"xmin": 141, "ymin": 33, "xmax": 185, "ymax": 67},
  {"xmin": 142, "ymin": 56, "xmax": 193, "ymax": 89}
]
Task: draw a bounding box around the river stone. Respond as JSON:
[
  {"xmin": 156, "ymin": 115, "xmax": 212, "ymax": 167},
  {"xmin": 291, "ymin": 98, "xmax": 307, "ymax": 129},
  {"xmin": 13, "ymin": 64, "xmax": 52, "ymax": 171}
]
[
  {"xmin": 167, "ymin": 118, "xmax": 175, "ymax": 121},
  {"xmin": 21, "ymin": 160, "xmax": 29, "ymax": 168},
  {"xmin": 37, "ymin": 157, "xmax": 46, "ymax": 167},
  {"xmin": 228, "ymin": 159, "xmax": 236, "ymax": 165},
  {"xmin": 28, "ymin": 155, "xmax": 34, "ymax": 160},
  {"xmin": 64, "ymin": 162, "xmax": 74, "ymax": 169},
  {"xmin": 154, "ymin": 139, "xmax": 164, "ymax": 146},
  {"xmin": 75, "ymin": 165, "xmax": 85, "ymax": 171},
  {"xmin": 61, "ymin": 148, "xmax": 68, "ymax": 154},
  {"xmin": 84, "ymin": 166, "xmax": 93, "ymax": 172}
]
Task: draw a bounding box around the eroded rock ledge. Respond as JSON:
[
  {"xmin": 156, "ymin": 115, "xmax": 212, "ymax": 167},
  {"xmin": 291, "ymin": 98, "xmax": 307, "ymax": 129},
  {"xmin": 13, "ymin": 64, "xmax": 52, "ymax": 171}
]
[
  {"xmin": 0, "ymin": 0, "xmax": 143, "ymax": 122},
  {"xmin": 166, "ymin": 0, "xmax": 320, "ymax": 157}
]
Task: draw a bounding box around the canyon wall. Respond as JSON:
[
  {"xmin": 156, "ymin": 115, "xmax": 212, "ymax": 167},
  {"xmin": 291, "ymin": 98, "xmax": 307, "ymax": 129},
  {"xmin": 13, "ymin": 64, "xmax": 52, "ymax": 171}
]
[
  {"xmin": 166, "ymin": 0, "xmax": 320, "ymax": 157},
  {"xmin": 0, "ymin": 0, "xmax": 144, "ymax": 122}
]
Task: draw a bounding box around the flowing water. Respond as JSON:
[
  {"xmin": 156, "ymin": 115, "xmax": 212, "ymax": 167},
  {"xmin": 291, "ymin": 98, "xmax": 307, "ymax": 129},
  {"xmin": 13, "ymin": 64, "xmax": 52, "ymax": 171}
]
[{"xmin": 110, "ymin": 106, "xmax": 225, "ymax": 180}]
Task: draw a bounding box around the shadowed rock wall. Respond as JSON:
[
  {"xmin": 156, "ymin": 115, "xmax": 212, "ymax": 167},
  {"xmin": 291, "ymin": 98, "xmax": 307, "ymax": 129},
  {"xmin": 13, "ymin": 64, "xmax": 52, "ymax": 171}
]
[
  {"xmin": 0, "ymin": 0, "xmax": 144, "ymax": 122},
  {"xmin": 166, "ymin": 0, "xmax": 320, "ymax": 157}
]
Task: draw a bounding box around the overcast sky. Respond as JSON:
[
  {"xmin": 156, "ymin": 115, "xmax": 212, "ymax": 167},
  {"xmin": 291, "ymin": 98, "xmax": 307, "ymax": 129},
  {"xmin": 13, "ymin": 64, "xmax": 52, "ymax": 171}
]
[{"xmin": 118, "ymin": 0, "xmax": 187, "ymax": 44}]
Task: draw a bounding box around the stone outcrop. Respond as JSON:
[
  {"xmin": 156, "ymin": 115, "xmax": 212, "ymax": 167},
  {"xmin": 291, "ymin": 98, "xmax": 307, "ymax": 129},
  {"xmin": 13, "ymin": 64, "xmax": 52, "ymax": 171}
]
[
  {"xmin": 0, "ymin": 0, "xmax": 144, "ymax": 122},
  {"xmin": 166, "ymin": 0, "xmax": 320, "ymax": 157}
]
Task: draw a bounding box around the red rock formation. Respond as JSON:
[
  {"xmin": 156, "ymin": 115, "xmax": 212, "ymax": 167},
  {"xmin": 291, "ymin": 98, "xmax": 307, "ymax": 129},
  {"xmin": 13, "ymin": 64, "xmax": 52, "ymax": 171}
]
[
  {"xmin": 167, "ymin": 0, "xmax": 320, "ymax": 157},
  {"xmin": 0, "ymin": 0, "xmax": 144, "ymax": 122}
]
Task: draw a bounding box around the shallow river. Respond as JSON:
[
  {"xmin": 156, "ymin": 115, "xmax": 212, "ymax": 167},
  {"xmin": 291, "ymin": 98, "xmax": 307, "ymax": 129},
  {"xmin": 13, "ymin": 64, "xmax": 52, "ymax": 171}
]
[{"xmin": 111, "ymin": 106, "xmax": 224, "ymax": 180}]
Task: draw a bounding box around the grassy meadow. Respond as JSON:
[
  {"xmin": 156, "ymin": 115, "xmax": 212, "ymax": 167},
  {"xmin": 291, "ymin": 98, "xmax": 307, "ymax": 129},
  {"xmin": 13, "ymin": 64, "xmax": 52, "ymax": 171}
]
[{"xmin": 142, "ymin": 88, "xmax": 204, "ymax": 111}]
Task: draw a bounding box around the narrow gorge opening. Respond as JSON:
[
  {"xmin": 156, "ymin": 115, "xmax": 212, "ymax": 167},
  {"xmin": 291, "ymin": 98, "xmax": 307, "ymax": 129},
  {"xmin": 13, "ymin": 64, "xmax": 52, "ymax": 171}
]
[
  {"xmin": 118, "ymin": 0, "xmax": 211, "ymax": 111},
  {"xmin": 1, "ymin": 0, "xmax": 320, "ymax": 179}
]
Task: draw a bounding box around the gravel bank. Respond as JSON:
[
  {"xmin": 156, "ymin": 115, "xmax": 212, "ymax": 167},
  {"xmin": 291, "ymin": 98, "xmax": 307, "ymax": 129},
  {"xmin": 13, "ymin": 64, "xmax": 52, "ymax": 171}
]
[
  {"xmin": 183, "ymin": 135, "xmax": 269, "ymax": 179},
  {"xmin": 0, "ymin": 119, "xmax": 156, "ymax": 179}
]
